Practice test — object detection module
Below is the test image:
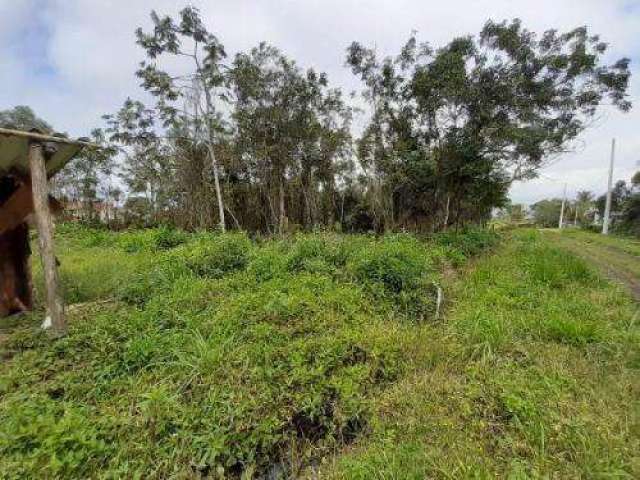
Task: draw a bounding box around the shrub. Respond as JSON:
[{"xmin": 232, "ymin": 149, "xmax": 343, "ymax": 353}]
[
  {"xmin": 116, "ymin": 260, "xmax": 190, "ymax": 307},
  {"xmin": 286, "ymin": 234, "xmax": 349, "ymax": 274},
  {"xmin": 347, "ymin": 235, "xmax": 436, "ymax": 319},
  {"xmin": 117, "ymin": 226, "xmax": 189, "ymax": 253},
  {"xmin": 170, "ymin": 232, "xmax": 252, "ymax": 278},
  {"xmin": 434, "ymin": 228, "xmax": 499, "ymax": 259},
  {"xmin": 247, "ymin": 244, "xmax": 289, "ymax": 281}
]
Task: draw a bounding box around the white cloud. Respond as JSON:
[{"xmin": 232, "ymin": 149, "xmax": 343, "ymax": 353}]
[{"xmin": 2, "ymin": 0, "xmax": 639, "ymax": 203}]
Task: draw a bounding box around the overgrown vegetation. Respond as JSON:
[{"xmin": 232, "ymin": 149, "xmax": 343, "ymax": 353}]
[
  {"xmin": 324, "ymin": 229, "xmax": 640, "ymax": 478},
  {"xmin": 2, "ymin": 227, "xmax": 639, "ymax": 478},
  {"xmin": 0, "ymin": 225, "xmax": 498, "ymax": 478}
]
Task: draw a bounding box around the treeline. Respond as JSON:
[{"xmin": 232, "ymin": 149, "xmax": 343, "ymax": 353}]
[
  {"xmin": 3, "ymin": 7, "xmax": 632, "ymax": 233},
  {"xmin": 525, "ymin": 173, "xmax": 640, "ymax": 234}
]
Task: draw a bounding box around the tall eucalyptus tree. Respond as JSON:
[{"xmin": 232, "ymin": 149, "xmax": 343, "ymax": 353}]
[
  {"xmin": 134, "ymin": 6, "xmax": 229, "ymax": 231},
  {"xmin": 348, "ymin": 19, "xmax": 631, "ymax": 230},
  {"xmin": 230, "ymin": 43, "xmax": 352, "ymax": 233}
]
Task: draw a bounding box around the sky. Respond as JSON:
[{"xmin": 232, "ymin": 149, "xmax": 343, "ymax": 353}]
[{"xmin": 2, "ymin": 0, "xmax": 639, "ymax": 205}]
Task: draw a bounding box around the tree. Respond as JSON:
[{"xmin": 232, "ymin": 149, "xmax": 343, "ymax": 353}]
[
  {"xmin": 230, "ymin": 43, "xmax": 352, "ymax": 234},
  {"xmin": 347, "ymin": 19, "xmax": 631, "ymax": 231},
  {"xmin": 531, "ymin": 198, "xmax": 564, "ymax": 227},
  {"xmin": 574, "ymin": 190, "xmax": 594, "ymax": 224},
  {"xmin": 615, "ymin": 172, "xmax": 640, "ymax": 235},
  {"xmin": 0, "ymin": 106, "xmax": 52, "ymax": 132},
  {"xmin": 596, "ymin": 180, "xmax": 630, "ymax": 217},
  {"xmin": 132, "ymin": 6, "xmax": 228, "ymax": 231},
  {"xmin": 53, "ymin": 129, "xmax": 118, "ymax": 223}
]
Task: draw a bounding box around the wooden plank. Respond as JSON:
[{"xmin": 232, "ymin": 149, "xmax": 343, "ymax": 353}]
[{"xmin": 28, "ymin": 142, "xmax": 66, "ymax": 337}]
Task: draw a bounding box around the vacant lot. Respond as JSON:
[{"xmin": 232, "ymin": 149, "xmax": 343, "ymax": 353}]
[
  {"xmin": 0, "ymin": 226, "xmax": 496, "ymax": 478},
  {"xmin": 326, "ymin": 229, "xmax": 640, "ymax": 478},
  {"xmin": 1, "ymin": 227, "xmax": 638, "ymax": 479}
]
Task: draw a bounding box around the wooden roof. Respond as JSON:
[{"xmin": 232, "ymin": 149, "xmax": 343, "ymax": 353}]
[{"xmin": 0, "ymin": 127, "xmax": 93, "ymax": 178}]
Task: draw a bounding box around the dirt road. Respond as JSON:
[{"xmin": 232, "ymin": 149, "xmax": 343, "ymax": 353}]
[{"xmin": 545, "ymin": 229, "xmax": 640, "ymax": 301}]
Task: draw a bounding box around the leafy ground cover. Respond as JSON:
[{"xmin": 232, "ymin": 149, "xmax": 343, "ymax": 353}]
[
  {"xmin": 0, "ymin": 225, "xmax": 497, "ymax": 478},
  {"xmin": 324, "ymin": 229, "xmax": 640, "ymax": 478}
]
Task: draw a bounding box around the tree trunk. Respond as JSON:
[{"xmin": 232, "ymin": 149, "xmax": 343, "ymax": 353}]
[
  {"xmin": 278, "ymin": 175, "xmax": 287, "ymax": 235},
  {"xmin": 29, "ymin": 143, "xmax": 66, "ymax": 337},
  {"xmin": 199, "ymin": 77, "xmax": 226, "ymax": 233},
  {"xmin": 443, "ymin": 194, "xmax": 451, "ymax": 231},
  {"xmin": 302, "ymin": 169, "xmax": 313, "ymax": 229},
  {"xmin": 206, "ymin": 142, "xmax": 226, "ymax": 232}
]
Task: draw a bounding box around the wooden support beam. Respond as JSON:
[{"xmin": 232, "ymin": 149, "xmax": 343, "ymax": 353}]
[{"xmin": 28, "ymin": 142, "xmax": 66, "ymax": 337}]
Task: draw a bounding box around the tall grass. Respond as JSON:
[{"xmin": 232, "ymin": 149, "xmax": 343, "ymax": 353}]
[
  {"xmin": 326, "ymin": 230, "xmax": 640, "ymax": 479},
  {"xmin": 1, "ymin": 226, "xmax": 499, "ymax": 478}
]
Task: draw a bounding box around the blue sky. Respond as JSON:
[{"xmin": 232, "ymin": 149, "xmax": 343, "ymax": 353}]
[{"xmin": 2, "ymin": 0, "xmax": 639, "ymax": 205}]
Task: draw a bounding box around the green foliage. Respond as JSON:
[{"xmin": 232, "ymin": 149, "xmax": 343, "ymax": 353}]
[
  {"xmin": 326, "ymin": 229, "xmax": 640, "ymax": 479},
  {"xmin": 170, "ymin": 232, "xmax": 252, "ymax": 278},
  {"xmin": 118, "ymin": 226, "xmax": 189, "ymax": 253},
  {"xmin": 347, "ymin": 235, "xmax": 437, "ymax": 319},
  {"xmin": 348, "ymin": 20, "xmax": 630, "ymax": 231},
  {"xmin": 434, "ymin": 228, "xmax": 500, "ymax": 262},
  {"xmin": 2, "ymin": 225, "xmax": 498, "ymax": 478},
  {"xmin": 0, "ymin": 105, "xmax": 52, "ymax": 132},
  {"xmin": 530, "ymin": 198, "xmax": 563, "ymax": 227}
]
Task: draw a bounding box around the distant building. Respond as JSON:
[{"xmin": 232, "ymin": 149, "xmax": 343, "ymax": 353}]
[{"xmin": 62, "ymin": 199, "xmax": 119, "ymax": 224}]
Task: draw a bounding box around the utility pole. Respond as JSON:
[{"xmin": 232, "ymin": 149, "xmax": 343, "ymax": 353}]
[
  {"xmin": 602, "ymin": 138, "xmax": 616, "ymax": 235},
  {"xmin": 558, "ymin": 182, "xmax": 567, "ymax": 229},
  {"xmin": 574, "ymin": 202, "xmax": 579, "ymax": 226}
]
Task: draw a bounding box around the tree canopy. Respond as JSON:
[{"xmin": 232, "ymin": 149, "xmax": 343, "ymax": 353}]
[
  {"xmin": 347, "ymin": 19, "xmax": 630, "ymax": 230},
  {"xmin": 26, "ymin": 10, "xmax": 630, "ymax": 234},
  {"xmin": 0, "ymin": 106, "xmax": 52, "ymax": 132}
]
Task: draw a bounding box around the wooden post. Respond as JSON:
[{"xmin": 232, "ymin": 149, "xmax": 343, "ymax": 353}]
[{"xmin": 28, "ymin": 142, "xmax": 66, "ymax": 337}]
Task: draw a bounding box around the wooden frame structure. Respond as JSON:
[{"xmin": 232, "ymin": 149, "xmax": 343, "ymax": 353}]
[{"xmin": 0, "ymin": 127, "xmax": 93, "ymax": 337}]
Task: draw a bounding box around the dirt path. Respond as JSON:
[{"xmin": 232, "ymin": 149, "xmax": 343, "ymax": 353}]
[{"xmin": 545, "ymin": 231, "xmax": 640, "ymax": 301}]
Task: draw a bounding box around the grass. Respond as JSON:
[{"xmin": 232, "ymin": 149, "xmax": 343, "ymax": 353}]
[
  {"xmin": 548, "ymin": 229, "xmax": 640, "ymax": 293},
  {"xmin": 0, "ymin": 225, "xmax": 498, "ymax": 479},
  {"xmin": 324, "ymin": 229, "xmax": 640, "ymax": 479},
  {"xmin": 2, "ymin": 227, "xmax": 638, "ymax": 478},
  {"xmin": 561, "ymin": 228, "xmax": 640, "ymax": 257}
]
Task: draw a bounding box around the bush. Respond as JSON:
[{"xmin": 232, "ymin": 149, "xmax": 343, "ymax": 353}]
[
  {"xmin": 347, "ymin": 235, "xmax": 437, "ymax": 319},
  {"xmin": 117, "ymin": 226, "xmax": 189, "ymax": 253},
  {"xmin": 170, "ymin": 232, "xmax": 252, "ymax": 278},
  {"xmin": 434, "ymin": 228, "xmax": 499, "ymax": 259},
  {"xmin": 286, "ymin": 234, "xmax": 349, "ymax": 274}
]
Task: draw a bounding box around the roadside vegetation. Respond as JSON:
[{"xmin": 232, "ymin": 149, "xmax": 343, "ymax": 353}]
[
  {"xmin": 2, "ymin": 227, "xmax": 638, "ymax": 478},
  {"xmin": 558, "ymin": 228, "xmax": 640, "ymax": 257},
  {"xmin": 0, "ymin": 225, "xmax": 498, "ymax": 478},
  {"xmin": 326, "ymin": 229, "xmax": 640, "ymax": 478}
]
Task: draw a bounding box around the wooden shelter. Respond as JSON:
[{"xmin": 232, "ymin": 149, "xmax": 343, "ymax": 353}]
[{"xmin": 0, "ymin": 127, "xmax": 92, "ymax": 337}]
